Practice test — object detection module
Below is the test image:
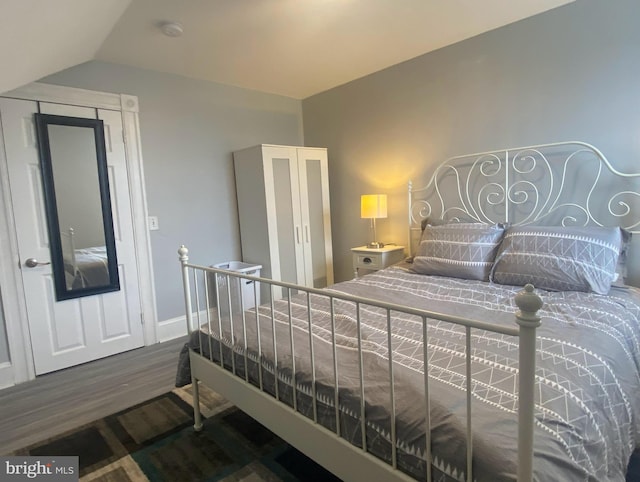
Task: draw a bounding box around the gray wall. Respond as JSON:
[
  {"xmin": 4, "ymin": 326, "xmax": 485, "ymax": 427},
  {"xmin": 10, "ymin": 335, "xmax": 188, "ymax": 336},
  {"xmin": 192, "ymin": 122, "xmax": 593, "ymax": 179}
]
[
  {"xmin": 303, "ymin": 0, "xmax": 640, "ymax": 285},
  {"xmin": 42, "ymin": 61, "xmax": 303, "ymax": 320}
]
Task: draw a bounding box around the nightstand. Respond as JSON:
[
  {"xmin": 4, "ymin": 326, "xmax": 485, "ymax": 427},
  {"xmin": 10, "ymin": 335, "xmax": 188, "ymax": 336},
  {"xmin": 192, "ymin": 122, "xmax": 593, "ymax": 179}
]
[{"xmin": 351, "ymin": 245, "xmax": 405, "ymax": 278}]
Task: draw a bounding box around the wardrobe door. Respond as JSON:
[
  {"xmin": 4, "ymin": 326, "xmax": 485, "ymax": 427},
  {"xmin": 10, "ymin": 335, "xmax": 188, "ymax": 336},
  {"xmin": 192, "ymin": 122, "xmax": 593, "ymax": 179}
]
[
  {"xmin": 262, "ymin": 146, "xmax": 306, "ymax": 286},
  {"xmin": 297, "ymin": 148, "xmax": 333, "ymax": 287}
]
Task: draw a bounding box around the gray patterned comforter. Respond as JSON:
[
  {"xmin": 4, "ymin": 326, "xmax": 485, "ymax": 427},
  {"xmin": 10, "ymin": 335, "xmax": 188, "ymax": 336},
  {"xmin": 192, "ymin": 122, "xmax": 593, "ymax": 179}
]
[{"xmin": 176, "ymin": 266, "xmax": 640, "ymax": 481}]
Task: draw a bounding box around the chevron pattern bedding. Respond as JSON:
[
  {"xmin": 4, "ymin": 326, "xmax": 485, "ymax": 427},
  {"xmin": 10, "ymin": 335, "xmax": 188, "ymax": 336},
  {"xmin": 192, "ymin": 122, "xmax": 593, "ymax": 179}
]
[
  {"xmin": 177, "ymin": 266, "xmax": 640, "ymax": 481},
  {"xmin": 492, "ymin": 226, "xmax": 624, "ymax": 294},
  {"xmin": 413, "ymin": 223, "xmax": 505, "ymax": 280}
]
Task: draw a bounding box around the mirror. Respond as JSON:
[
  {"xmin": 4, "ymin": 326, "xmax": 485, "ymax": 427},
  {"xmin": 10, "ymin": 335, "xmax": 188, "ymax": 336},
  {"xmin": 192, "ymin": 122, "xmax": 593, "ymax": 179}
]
[{"xmin": 35, "ymin": 113, "xmax": 119, "ymax": 301}]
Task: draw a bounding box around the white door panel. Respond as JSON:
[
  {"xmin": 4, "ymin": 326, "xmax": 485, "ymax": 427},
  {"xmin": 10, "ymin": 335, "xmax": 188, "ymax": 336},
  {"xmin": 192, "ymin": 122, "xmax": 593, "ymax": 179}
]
[
  {"xmin": 98, "ymin": 108, "xmax": 142, "ymax": 349},
  {"xmin": 0, "ymin": 98, "xmax": 144, "ymax": 375}
]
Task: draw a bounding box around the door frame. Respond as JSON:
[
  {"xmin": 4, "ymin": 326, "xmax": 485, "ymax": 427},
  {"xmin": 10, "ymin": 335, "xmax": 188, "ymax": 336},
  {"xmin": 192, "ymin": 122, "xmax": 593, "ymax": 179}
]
[{"xmin": 0, "ymin": 82, "xmax": 157, "ymax": 387}]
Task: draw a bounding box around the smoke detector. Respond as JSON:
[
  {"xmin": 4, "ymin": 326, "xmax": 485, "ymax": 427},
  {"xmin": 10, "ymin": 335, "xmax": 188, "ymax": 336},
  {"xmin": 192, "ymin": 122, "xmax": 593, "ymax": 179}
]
[{"xmin": 160, "ymin": 21, "xmax": 184, "ymax": 38}]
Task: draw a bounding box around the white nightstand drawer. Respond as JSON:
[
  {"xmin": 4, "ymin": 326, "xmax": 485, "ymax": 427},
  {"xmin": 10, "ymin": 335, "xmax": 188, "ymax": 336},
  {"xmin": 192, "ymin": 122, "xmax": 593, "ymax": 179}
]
[
  {"xmin": 355, "ymin": 253, "xmax": 383, "ymax": 269},
  {"xmin": 351, "ymin": 245, "xmax": 405, "ymax": 277}
]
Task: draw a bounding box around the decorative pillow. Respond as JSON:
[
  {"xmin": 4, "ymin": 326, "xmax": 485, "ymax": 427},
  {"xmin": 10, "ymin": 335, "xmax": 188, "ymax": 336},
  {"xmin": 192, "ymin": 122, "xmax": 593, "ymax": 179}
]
[
  {"xmin": 412, "ymin": 223, "xmax": 506, "ymax": 281},
  {"xmin": 491, "ymin": 226, "xmax": 624, "ymax": 294}
]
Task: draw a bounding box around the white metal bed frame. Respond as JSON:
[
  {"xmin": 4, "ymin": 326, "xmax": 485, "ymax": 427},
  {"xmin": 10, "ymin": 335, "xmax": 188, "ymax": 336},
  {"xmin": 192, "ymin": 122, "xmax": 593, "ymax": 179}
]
[
  {"xmin": 408, "ymin": 140, "xmax": 639, "ymax": 254},
  {"xmin": 179, "ymin": 141, "xmax": 639, "ymax": 482}
]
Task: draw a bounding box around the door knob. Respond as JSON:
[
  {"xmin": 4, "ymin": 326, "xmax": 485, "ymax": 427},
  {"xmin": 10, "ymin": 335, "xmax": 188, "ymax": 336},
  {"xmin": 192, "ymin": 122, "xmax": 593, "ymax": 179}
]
[{"xmin": 25, "ymin": 258, "xmax": 51, "ymax": 268}]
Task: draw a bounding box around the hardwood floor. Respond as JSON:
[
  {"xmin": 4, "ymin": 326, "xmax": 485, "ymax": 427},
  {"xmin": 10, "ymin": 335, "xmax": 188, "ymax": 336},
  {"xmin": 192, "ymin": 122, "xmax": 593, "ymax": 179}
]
[{"xmin": 0, "ymin": 337, "xmax": 187, "ymax": 454}]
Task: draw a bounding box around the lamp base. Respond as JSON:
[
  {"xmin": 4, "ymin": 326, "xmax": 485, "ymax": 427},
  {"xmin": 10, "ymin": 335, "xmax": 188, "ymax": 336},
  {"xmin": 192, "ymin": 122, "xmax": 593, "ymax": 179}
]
[{"xmin": 367, "ymin": 242, "xmax": 385, "ymax": 249}]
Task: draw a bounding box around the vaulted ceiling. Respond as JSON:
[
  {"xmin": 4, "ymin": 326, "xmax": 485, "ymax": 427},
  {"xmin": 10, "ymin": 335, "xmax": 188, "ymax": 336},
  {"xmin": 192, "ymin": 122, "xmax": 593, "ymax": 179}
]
[
  {"xmin": 1, "ymin": 0, "xmax": 575, "ymax": 99},
  {"xmin": 0, "ymin": 0, "xmax": 130, "ymax": 96}
]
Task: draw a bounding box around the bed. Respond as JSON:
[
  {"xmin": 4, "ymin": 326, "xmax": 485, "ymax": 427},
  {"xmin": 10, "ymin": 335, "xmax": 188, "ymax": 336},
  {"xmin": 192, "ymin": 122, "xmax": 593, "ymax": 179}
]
[
  {"xmin": 176, "ymin": 141, "xmax": 640, "ymax": 482},
  {"xmin": 61, "ymin": 227, "xmax": 110, "ymax": 289}
]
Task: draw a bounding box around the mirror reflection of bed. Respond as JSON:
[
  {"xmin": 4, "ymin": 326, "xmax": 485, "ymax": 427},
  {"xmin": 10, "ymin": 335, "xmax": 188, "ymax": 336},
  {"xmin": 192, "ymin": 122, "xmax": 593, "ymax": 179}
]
[{"xmin": 60, "ymin": 227, "xmax": 109, "ymax": 290}]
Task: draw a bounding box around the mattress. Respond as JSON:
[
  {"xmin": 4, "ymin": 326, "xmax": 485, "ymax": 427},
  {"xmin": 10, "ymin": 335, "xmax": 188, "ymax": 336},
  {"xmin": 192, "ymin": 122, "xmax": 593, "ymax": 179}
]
[{"xmin": 176, "ymin": 266, "xmax": 640, "ymax": 481}]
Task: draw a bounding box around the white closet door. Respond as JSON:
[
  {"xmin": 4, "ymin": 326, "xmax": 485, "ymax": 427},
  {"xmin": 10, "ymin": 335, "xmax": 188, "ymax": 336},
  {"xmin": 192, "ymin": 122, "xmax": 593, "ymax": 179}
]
[
  {"xmin": 1, "ymin": 98, "xmax": 144, "ymax": 375},
  {"xmin": 297, "ymin": 148, "xmax": 333, "ymax": 287}
]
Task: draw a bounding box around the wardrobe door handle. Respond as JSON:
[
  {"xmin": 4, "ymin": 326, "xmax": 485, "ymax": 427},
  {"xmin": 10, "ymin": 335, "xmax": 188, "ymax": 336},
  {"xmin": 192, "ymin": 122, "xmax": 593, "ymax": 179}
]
[
  {"xmin": 304, "ymin": 225, "xmax": 309, "ymax": 243},
  {"xmin": 295, "ymin": 226, "xmax": 301, "ymax": 244}
]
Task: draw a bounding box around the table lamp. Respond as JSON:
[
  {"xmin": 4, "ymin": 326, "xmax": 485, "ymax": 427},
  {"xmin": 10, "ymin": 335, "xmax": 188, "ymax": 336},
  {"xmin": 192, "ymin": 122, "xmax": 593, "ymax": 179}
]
[{"xmin": 361, "ymin": 194, "xmax": 387, "ymax": 248}]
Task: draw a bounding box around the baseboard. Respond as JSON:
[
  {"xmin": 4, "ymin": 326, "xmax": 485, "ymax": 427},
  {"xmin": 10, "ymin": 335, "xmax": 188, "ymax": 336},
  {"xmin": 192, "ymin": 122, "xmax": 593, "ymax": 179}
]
[
  {"xmin": 0, "ymin": 361, "xmax": 15, "ymax": 390},
  {"xmin": 157, "ymin": 315, "xmax": 189, "ymax": 342},
  {"xmin": 157, "ymin": 309, "xmax": 211, "ymax": 342}
]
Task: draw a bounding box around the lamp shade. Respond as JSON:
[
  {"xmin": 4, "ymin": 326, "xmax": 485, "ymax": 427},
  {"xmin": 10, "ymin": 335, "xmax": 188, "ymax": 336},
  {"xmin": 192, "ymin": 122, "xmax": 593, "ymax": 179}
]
[{"xmin": 361, "ymin": 194, "xmax": 388, "ymax": 219}]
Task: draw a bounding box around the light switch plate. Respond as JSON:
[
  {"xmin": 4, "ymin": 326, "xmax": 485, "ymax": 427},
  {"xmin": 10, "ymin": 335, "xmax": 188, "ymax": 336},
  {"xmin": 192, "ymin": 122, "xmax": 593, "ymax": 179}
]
[{"xmin": 148, "ymin": 216, "xmax": 159, "ymax": 231}]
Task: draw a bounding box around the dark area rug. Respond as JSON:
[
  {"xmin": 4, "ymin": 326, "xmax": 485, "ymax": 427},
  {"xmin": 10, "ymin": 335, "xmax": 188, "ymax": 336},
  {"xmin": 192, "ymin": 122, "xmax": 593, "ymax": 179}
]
[{"xmin": 12, "ymin": 384, "xmax": 341, "ymax": 481}]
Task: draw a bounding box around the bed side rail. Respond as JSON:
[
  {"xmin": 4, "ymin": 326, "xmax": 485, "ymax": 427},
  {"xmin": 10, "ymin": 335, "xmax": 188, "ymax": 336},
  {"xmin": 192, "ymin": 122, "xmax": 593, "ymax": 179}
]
[{"xmin": 178, "ymin": 245, "xmax": 542, "ymax": 482}]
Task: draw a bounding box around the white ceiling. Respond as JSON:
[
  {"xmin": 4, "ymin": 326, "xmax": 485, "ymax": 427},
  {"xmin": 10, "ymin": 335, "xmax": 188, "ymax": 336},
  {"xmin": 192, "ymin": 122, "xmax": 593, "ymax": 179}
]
[{"xmin": 2, "ymin": 0, "xmax": 575, "ymax": 99}]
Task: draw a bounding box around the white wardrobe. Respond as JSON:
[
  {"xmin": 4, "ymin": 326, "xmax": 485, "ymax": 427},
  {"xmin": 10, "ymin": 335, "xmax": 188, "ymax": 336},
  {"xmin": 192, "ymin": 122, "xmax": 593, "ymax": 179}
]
[{"xmin": 233, "ymin": 145, "xmax": 333, "ymax": 289}]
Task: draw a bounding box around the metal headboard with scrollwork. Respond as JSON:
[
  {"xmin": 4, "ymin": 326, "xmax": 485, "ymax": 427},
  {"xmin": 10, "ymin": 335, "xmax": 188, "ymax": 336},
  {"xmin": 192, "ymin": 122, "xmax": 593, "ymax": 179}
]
[{"xmin": 408, "ymin": 141, "xmax": 640, "ymax": 255}]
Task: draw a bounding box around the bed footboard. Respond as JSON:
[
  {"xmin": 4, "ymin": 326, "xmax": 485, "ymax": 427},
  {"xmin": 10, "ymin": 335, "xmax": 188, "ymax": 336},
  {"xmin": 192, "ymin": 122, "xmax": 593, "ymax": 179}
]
[{"xmin": 178, "ymin": 245, "xmax": 542, "ymax": 482}]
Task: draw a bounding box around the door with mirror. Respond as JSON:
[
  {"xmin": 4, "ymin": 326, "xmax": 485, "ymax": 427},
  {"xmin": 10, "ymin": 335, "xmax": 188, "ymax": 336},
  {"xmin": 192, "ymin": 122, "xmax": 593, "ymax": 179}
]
[{"xmin": 0, "ymin": 98, "xmax": 144, "ymax": 375}]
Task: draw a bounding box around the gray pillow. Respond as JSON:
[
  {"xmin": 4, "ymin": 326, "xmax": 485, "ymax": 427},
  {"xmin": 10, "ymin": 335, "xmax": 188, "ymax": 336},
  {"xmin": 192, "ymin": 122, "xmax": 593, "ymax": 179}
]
[
  {"xmin": 491, "ymin": 226, "xmax": 624, "ymax": 294},
  {"xmin": 413, "ymin": 223, "xmax": 506, "ymax": 281}
]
